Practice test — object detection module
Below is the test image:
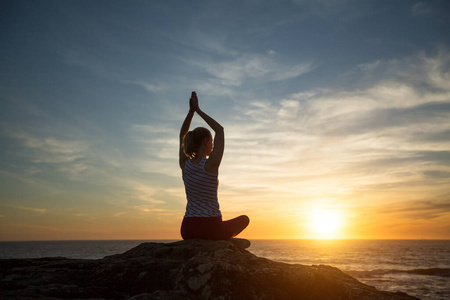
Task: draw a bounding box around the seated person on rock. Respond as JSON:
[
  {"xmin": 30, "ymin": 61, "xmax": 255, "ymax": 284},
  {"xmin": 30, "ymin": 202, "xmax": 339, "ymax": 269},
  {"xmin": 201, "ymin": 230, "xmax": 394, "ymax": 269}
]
[{"xmin": 179, "ymin": 91, "xmax": 249, "ymax": 240}]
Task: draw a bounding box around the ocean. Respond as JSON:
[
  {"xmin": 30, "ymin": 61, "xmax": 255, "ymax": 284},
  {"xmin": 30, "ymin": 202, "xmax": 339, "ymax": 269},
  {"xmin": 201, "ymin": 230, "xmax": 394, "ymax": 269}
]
[{"xmin": 1, "ymin": 239, "xmax": 449, "ymax": 300}]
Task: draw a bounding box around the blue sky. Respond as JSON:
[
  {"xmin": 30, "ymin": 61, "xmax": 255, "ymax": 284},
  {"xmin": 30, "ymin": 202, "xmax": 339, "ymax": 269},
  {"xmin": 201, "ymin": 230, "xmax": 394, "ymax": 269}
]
[{"xmin": 1, "ymin": 0, "xmax": 449, "ymax": 240}]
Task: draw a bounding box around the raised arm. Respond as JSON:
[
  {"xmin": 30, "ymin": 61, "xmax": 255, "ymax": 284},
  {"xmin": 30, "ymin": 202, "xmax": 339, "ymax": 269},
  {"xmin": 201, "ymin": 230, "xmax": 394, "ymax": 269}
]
[
  {"xmin": 191, "ymin": 92, "xmax": 224, "ymax": 173},
  {"xmin": 179, "ymin": 102, "xmax": 195, "ymax": 170}
]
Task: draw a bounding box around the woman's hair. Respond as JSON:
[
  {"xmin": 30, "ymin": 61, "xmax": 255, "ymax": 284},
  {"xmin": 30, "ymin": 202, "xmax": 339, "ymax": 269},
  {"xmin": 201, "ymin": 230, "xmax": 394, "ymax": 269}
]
[{"xmin": 183, "ymin": 127, "xmax": 211, "ymax": 158}]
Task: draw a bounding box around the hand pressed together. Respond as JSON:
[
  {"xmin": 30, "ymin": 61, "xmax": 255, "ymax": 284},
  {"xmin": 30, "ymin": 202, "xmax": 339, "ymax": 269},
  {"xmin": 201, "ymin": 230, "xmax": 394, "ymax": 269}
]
[{"xmin": 189, "ymin": 91, "xmax": 199, "ymax": 112}]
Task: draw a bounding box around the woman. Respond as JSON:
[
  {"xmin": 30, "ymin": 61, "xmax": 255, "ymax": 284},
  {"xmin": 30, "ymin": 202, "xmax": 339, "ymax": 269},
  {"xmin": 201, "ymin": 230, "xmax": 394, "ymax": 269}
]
[{"xmin": 179, "ymin": 91, "xmax": 249, "ymax": 240}]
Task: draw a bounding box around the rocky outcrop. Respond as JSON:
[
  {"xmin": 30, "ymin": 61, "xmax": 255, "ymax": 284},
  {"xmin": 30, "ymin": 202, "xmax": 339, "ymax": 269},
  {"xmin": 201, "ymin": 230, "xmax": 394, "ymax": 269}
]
[{"xmin": 0, "ymin": 239, "xmax": 419, "ymax": 299}]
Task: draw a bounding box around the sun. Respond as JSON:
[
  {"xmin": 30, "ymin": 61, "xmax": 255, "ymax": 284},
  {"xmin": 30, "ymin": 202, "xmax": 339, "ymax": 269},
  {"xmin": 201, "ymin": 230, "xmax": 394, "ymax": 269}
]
[{"xmin": 309, "ymin": 209, "xmax": 343, "ymax": 239}]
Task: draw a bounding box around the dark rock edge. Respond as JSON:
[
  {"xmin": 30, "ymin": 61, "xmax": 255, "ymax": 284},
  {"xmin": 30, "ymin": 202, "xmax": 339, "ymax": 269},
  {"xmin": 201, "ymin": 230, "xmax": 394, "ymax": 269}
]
[{"xmin": 0, "ymin": 239, "xmax": 420, "ymax": 300}]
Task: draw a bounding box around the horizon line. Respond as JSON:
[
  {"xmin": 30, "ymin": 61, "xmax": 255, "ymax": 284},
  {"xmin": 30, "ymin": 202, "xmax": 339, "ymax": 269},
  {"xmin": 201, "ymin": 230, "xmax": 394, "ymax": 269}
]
[{"xmin": 1, "ymin": 238, "xmax": 449, "ymax": 242}]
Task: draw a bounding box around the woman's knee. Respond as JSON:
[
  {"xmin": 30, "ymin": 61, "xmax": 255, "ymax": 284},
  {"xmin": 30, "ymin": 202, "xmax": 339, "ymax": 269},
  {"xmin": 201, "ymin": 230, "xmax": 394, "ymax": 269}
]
[{"xmin": 240, "ymin": 215, "xmax": 250, "ymax": 227}]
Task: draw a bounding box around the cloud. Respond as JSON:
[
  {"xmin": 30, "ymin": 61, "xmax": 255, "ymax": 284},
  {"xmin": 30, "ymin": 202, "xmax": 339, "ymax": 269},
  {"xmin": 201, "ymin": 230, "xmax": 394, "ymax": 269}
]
[
  {"xmin": 324, "ymin": 100, "xmax": 450, "ymax": 137},
  {"xmin": 219, "ymin": 50, "xmax": 450, "ymax": 207},
  {"xmin": 17, "ymin": 206, "xmax": 48, "ymax": 213},
  {"xmin": 350, "ymin": 49, "xmax": 450, "ymax": 92},
  {"xmin": 412, "ymin": 2, "xmax": 434, "ymax": 16},
  {"xmin": 278, "ymin": 51, "xmax": 450, "ymax": 141},
  {"xmin": 377, "ymin": 199, "xmax": 450, "ymax": 220},
  {"xmin": 124, "ymin": 180, "xmax": 164, "ymax": 204},
  {"xmin": 135, "ymin": 207, "xmax": 164, "ymax": 213},
  {"xmin": 1, "ymin": 97, "xmax": 183, "ymax": 216},
  {"xmin": 422, "ymin": 170, "xmax": 450, "ymax": 179},
  {"xmin": 7, "ymin": 131, "xmax": 89, "ymax": 163},
  {"xmin": 1, "ymin": 128, "xmax": 94, "ymax": 182},
  {"xmin": 410, "ymin": 1, "xmax": 450, "ymax": 19},
  {"xmin": 126, "ymin": 81, "xmax": 165, "ymax": 93},
  {"xmin": 130, "ymin": 124, "xmax": 178, "ymax": 162},
  {"xmin": 184, "ymin": 53, "xmax": 315, "ymax": 87}
]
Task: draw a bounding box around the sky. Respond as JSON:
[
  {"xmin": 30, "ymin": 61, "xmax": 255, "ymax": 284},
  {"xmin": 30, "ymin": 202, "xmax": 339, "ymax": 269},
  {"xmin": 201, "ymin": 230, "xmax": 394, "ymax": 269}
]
[{"xmin": 1, "ymin": 0, "xmax": 449, "ymax": 241}]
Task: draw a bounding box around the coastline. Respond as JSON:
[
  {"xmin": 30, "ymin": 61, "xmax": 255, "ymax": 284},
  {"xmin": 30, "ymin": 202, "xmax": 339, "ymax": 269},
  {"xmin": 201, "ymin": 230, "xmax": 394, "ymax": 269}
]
[{"xmin": 0, "ymin": 239, "xmax": 420, "ymax": 299}]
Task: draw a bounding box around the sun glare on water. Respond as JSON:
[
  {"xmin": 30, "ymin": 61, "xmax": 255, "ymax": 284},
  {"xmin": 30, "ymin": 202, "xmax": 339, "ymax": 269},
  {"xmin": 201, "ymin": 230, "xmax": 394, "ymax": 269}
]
[{"xmin": 309, "ymin": 209, "xmax": 343, "ymax": 239}]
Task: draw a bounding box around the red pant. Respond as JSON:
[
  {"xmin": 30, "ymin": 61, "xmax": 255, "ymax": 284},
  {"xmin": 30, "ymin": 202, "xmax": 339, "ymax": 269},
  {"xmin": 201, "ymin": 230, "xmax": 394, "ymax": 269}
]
[{"xmin": 181, "ymin": 215, "xmax": 249, "ymax": 240}]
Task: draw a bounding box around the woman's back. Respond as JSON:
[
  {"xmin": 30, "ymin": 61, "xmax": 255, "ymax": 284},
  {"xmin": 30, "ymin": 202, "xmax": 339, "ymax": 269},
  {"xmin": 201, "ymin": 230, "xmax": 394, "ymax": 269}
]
[{"xmin": 183, "ymin": 158, "xmax": 221, "ymax": 218}]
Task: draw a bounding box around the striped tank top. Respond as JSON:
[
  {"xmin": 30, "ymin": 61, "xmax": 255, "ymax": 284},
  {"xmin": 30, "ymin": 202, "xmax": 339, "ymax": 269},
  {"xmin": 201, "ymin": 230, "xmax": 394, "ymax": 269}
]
[{"xmin": 182, "ymin": 158, "xmax": 222, "ymax": 217}]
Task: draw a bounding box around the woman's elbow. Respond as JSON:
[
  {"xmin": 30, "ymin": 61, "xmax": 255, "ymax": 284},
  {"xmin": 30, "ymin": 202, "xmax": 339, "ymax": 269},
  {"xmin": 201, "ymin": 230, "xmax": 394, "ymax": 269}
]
[{"xmin": 216, "ymin": 125, "xmax": 224, "ymax": 133}]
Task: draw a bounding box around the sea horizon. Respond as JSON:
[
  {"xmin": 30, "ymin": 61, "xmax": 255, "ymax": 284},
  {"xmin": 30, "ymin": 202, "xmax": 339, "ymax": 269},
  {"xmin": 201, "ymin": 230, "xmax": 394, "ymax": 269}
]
[{"xmin": 1, "ymin": 238, "xmax": 449, "ymax": 242}]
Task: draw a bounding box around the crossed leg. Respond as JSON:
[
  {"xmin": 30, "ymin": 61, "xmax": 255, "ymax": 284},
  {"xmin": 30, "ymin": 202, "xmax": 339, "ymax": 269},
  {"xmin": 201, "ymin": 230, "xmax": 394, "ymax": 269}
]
[
  {"xmin": 181, "ymin": 215, "xmax": 250, "ymax": 240},
  {"xmin": 223, "ymin": 215, "xmax": 250, "ymax": 239}
]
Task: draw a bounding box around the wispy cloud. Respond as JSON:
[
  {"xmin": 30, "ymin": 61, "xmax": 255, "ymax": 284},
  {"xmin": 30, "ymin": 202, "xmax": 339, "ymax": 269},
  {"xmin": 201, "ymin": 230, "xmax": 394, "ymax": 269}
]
[
  {"xmin": 17, "ymin": 206, "xmax": 47, "ymax": 213},
  {"xmin": 378, "ymin": 199, "xmax": 450, "ymax": 220},
  {"xmin": 135, "ymin": 207, "xmax": 164, "ymax": 213},
  {"xmin": 7, "ymin": 131, "xmax": 88, "ymax": 163},
  {"xmin": 129, "ymin": 124, "xmax": 179, "ymax": 172},
  {"xmin": 411, "ymin": 1, "xmax": 450, "ymax": 19},
  {"xmin": 126, "ymin": 81, "xmax": 165, "ymax": 93},
  {"xmin": 219, "ymin": 50, "xmax": 450, "ymax": 211},
  {"xmin": 185, "ymin": 53, "xmax": 315, "ymax": 87},
  {"xmin": 2, "ymin": 128, "xmax": 93, "ymax": 182}
]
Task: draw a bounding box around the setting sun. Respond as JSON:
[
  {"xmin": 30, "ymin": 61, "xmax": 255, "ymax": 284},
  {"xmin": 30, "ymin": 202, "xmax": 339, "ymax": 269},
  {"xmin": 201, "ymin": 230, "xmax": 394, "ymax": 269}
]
[{"xmin": 309, "ymin": 210, "xmax": 343, "ymax": 239}]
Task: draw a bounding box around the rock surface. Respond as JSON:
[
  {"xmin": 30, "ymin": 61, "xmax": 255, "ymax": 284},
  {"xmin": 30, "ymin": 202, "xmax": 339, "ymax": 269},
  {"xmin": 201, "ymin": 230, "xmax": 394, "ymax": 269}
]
[{"xmin": 0, "ymin": 239, "xmax": 419, "ymax": 299}]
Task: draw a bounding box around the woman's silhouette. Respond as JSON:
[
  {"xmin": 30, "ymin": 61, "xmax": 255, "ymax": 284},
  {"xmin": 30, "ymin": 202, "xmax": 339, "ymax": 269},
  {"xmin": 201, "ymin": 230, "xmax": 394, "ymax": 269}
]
[{"xmin": 179, "ymin": 91, "xmax": 249, "ymax": 240}]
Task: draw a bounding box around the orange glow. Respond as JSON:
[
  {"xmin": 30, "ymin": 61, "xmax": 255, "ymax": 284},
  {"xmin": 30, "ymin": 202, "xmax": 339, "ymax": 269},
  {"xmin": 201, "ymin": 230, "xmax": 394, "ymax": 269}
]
[{"xmin": 308, "ymin": 209, "xmax": 344, "ymax": 239}]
